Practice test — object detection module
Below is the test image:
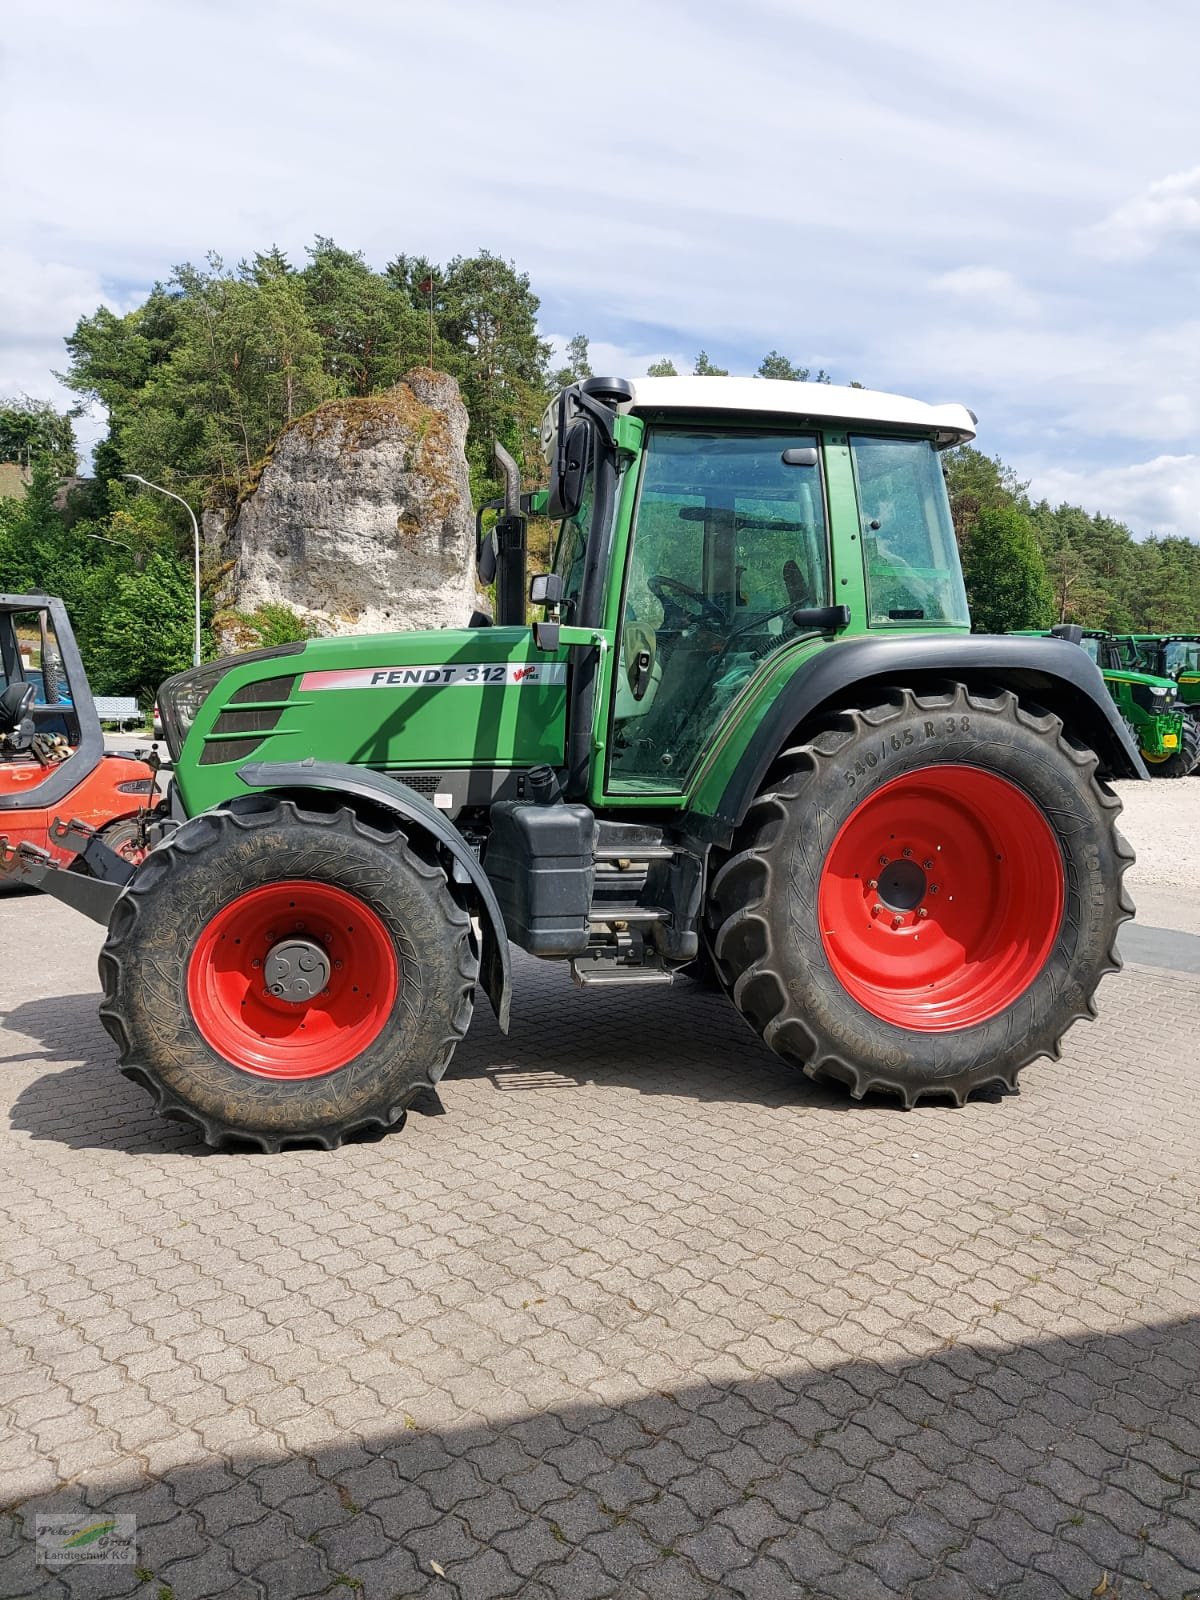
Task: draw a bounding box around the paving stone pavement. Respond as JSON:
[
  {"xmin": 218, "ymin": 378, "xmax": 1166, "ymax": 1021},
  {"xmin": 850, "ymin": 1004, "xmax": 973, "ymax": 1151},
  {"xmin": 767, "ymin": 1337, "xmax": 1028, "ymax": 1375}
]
[{"xmin": 1, "ymin": 895, "xmax": 1198, "ymax": 1599}]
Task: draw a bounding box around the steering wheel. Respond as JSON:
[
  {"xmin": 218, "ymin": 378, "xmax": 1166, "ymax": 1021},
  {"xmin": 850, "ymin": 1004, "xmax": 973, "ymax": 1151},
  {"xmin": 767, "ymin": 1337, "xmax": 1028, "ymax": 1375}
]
[{"xmin": 648, "ymin": 574, "xmax": 727, "ymax": 631}]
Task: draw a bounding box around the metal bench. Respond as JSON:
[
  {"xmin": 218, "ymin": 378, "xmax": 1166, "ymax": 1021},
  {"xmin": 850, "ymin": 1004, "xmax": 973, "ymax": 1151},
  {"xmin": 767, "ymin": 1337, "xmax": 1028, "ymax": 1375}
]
[{"xmin": 93, "ymin": 696, "xmax": 142, "ymax": 730}]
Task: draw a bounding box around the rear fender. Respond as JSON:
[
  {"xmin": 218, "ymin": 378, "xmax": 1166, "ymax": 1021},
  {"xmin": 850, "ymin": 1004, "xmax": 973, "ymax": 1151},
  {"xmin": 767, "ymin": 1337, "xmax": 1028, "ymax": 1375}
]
[
  {"xmin": 236, "ymin": 759, "xmax": 511, "ymax": 1031},
  {"xmin": 694, "ymin": 634, "xmax": 1146, "ymax": 842}
]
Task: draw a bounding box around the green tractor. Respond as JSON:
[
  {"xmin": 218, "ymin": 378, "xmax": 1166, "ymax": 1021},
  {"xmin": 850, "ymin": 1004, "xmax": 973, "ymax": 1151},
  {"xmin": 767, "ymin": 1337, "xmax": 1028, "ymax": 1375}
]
[
  {"xmin": 1117, "ymin": 634, "xmax": 1200, "ymax": 734},
  {"xmin": 6, "ymin": 378, "xmax": 1143, "ymax": 1150},
  {"xmin": 1081, "ymin": 630, "xmax": 1198, "ymax": 778}
]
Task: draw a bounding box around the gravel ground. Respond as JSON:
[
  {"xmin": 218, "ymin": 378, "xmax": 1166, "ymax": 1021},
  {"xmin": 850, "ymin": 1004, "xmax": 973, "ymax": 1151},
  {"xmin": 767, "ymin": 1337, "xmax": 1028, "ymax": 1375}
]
[{"xmin": 1112, "ymin": 775, "xmax": 1200, "ymax": 935}]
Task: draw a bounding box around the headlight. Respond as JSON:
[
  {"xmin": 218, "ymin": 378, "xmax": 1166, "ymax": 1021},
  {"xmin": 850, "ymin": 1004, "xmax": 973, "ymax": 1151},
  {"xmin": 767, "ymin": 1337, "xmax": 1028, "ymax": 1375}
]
[
  {"xmin": 156, "ymin": 661, "xmax": 228, "ymax": 760},
  {"xmin": 156, "ymin": 642, "xmax": 306, "ymax": 761},
  {"xmin": 1149, "ymin": 686, "xmax": 1176, "ymax": 711}
]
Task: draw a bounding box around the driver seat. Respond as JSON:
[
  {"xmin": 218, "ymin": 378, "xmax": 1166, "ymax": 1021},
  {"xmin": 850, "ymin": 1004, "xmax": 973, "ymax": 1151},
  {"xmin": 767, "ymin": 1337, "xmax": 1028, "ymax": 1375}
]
[{"xmin": 0, "ymin": 682, "xmax": 36, "ymax": 751}]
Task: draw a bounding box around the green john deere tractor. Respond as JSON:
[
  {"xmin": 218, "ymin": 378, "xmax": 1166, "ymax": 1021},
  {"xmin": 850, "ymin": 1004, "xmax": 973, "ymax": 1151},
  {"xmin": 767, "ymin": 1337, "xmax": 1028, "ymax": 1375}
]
[
  {"xmin": 1118, "ymin": 634, "xmax": 1200, "ymax": 736},
  {"xmin": 1081, "ymin": 631, "xmax": 1198, "ymax": 778},
  {"xmin": 7, "ymin": 378, "xmax": 1144, "ymax": 1149}
]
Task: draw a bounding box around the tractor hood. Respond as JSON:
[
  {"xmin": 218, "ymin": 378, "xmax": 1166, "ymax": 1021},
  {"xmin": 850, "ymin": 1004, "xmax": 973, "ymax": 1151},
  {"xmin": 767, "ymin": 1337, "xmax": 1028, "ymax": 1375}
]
[{"xmin": 168, "ymin": 627, "xmax": 569, "ymax": 817}]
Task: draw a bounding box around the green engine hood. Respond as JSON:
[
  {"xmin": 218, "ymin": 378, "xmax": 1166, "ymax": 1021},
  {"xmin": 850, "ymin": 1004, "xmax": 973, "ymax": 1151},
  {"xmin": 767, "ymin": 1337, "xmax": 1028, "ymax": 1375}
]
[{"xmin": 175, "ymin": 627, "xmax": 568, "ymax": 815}]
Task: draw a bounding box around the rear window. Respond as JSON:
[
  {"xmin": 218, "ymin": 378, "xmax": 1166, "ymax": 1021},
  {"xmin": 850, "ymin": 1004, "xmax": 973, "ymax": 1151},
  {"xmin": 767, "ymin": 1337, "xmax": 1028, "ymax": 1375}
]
[{"xmin": 849, "ymin": 436, "xmax": 969, "ymax": 627}]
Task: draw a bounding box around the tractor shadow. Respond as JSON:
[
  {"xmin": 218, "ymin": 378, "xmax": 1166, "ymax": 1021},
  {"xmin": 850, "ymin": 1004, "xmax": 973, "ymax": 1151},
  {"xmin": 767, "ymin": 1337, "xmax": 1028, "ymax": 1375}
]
[
  {"xmin": 2, "ymin": 962, "xmax": 986, "ymax": 1158},
  {"xmin": 2, "ymin": 991, "xmax": 214, "ymax": 1157},
  {"xmin": 445, "ymin": 953, "xmax": 994, "ymax": 1117}
]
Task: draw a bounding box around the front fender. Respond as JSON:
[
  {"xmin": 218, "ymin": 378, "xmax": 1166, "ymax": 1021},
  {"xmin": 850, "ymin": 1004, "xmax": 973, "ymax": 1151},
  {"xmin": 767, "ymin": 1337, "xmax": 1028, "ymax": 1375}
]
[
  {"xmin": 692, "ymin": 634, "xmax": 1146, "ymax": 841},
  {"xmin": 237, "ymin": 759, "xmax": 511, "ymax": 1032}
]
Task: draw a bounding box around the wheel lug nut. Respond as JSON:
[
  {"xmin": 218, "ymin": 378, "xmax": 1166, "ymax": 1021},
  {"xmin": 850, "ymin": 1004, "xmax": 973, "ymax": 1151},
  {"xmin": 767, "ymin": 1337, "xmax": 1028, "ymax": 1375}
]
[
  {"xmin": 879, "ymin": 855, "xmax": 889, "ymax": 866},
  {"xmin": 251, "ymin": 958, "xmax": 261, "ymax": 969},
  {"xmin": 867, "ymin": 878, "xmax": 879, "ymax": 889},
  {"xmin": 929, "ymin": 885, "xmax": 939, "ymax": 894},
  {"xmin": 917, "ymin": 908, "xmax": 928, "ymax": 920},
  {"xmin": 923, "ymin": 859, "xmax": 934, "ymax": 870},
  {"xmin": 902, "ymin": 847, "xmax": 913, "ymax": 858},
  {"xmin": 871, "ymin": 903, "xmax": 884, "ymax": 917},
  {"xmin": 891, "ymin": 915, "xmax": 904, "ymax": 929},
  {"xmin": 334, "ymin": 959, "xmax": 343, "ymax": 970}
]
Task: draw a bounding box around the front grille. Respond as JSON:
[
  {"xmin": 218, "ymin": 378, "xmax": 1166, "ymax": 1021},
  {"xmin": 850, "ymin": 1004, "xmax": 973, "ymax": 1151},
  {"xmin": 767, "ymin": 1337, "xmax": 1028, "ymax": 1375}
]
[
  {"xmin": 200, "ymin": 738, "xmax": 270, "ymax": 766},
  {"xmin": 210, "ymin": 707, "xmax": 285, "ymax": 735},
  {"xmin": 229, "ymin": 675, "xmax": 297, "ymax": 704},
  {"xmin": 199, "ymin": 674, "xmax": 297, "ymax": 765}
]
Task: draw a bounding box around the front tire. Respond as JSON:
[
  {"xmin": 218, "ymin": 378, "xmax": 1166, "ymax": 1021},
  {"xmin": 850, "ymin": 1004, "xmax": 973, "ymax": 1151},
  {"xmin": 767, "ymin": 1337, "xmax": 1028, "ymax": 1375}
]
[
  {"xmin": 99, "ymin": 800, "xmax": 478, "ymax": 1150},
  {"xmin": 705, "ymin": 683, "xmax": 1134, "ymax": 1105},
  {"xmin": 1141, "ymin": 716, "xmax": 1200, "ymax": 778}
]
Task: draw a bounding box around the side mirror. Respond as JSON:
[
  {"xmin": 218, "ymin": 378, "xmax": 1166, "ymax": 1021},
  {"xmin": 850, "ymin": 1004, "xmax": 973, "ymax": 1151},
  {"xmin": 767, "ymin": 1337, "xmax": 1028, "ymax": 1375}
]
[
  {"xmin": 547, "ymin": 418, "xmax": 592, "ymax": 520},
  {"xmin": 1050, "ymin": 624, "xmax": 1083, "ymax": 646},
  {"xmin": 529, "ymin": 573, "xmax": 564, "ymax": 606},
  {"xmin": 475, "ymin": 497, "xmax": 502, "ymax": 584}
]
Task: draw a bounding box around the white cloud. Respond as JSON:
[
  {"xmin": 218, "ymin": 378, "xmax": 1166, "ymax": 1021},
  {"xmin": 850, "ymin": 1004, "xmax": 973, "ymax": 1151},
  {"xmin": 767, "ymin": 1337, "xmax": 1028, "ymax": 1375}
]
[
  {"xmin": 0, "ymin": 250, "xmax": 122, "ymax": 391},
  {"xmin": 545, "ymin": 335, "xmax": 691, "ymax": 380},
  {"xmin": 930, "ymin": 267, "xmax": 1039, "ymax": 320},
  {"xmin": 1089, "ymin": 166, "xmax": 1200, "ymax": 259},
  {"xmin": 1028, "ymin": 454, "xmax": 1200, "ymax": 538}
]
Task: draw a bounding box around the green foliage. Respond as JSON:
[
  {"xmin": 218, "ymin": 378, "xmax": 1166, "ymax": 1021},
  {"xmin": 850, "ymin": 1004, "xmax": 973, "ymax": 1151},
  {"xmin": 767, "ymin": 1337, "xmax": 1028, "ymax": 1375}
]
[
  {"xmin": 216, "ymin": 602, "xmax": 315, "ymax": 651},
  {"xmin": 553, "ymin": 334, "xmax": 592, "ymax": 390},
  {"xmin": 0, "ymin": 397, "xmax": 77, "ymax": 475},
  {"xmin": 693, "ymin": 351, "xmax": 728, "ymax": 376},
  {"xmin": 962, "ymin": 506, "xmax": 1054, "ymax": 633},
  {"xmin": 756, "ymin": 351, "xmax": 830, "ymax": 383},
  {"xmin": 943, "ymin": 445, "xmax": 1029, "ymax": 549},
  {"xmin": 646, "ymin": 357, "xmax": 678, "ymax": 376},
  {"xmin": 946, "ymin": 443, "xmax": 1200, "ymax": 631},
  {"xmin": 299, "ymin": 238, "xmax": 421, "ymax": 396},
  {"xmin": 65, "ymin": 256, "xmax": 334, "ymax": 502},
  {"xmin": 86, "ymin": 552, "xmax": 197, "ymax": 700},
  {"xmin": 435, "ymin": 251, "xmax": 552, "ymax": 499}
]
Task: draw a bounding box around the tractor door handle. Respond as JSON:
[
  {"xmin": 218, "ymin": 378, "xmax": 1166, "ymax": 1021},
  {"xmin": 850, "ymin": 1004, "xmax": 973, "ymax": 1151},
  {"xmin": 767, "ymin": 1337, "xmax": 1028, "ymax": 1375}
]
[{"xmin": 631, "ymin": 649, "xmax": 652, "ymax": 702}]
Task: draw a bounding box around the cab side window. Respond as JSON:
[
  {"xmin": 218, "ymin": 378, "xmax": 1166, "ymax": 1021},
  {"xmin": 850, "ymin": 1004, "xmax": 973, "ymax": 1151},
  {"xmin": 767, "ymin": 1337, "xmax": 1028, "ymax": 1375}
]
[{"xmin": 850, "ymin": 436, "xmax": 969, "ymax": 626}]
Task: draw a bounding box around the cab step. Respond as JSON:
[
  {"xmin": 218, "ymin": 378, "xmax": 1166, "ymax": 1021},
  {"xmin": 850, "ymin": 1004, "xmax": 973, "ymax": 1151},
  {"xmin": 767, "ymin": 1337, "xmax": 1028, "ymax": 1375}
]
[{"xmin": 570, "ymin": 960, "xmax": 676, "ymax": 988}]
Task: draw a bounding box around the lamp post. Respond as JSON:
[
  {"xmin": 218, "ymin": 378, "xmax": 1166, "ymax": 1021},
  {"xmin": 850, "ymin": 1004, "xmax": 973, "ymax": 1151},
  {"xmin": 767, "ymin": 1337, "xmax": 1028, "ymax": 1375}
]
[
  {"xmin": 123, "ymin": 474, "xmax": 201, "ymax": 668},
  {"xmin": 87, "ymin": 533, "xmax": 132, "ymax": 552}
]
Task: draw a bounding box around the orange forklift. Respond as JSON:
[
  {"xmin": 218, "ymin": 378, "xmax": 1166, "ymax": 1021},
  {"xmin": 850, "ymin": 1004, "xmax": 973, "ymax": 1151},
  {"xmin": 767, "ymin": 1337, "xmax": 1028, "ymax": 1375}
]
[{"xmin": 0, "ymin": 594, "xmax": 162, "ymax": 892}]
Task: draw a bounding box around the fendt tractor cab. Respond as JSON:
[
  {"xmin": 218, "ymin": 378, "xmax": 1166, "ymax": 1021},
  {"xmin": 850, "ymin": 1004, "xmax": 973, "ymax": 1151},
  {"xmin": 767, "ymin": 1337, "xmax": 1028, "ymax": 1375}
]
[
  {"xmin": 5, "ymin": 379, "xmax": 1143, "ymax": 1150},
  {"xmin": 0, "ymin": 595, "xmax": 161, "ymax": 880},
  {"xmin": 1081, "ymin": 630, "xmax": 1198, "ymax": 778}
]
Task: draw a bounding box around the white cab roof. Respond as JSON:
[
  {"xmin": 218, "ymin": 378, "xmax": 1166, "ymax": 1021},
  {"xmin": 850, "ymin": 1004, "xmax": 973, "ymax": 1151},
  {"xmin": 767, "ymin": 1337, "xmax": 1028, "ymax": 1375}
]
[{"xmin": 620, "ymin": 377, "xmax": 976, "ymax": 446}]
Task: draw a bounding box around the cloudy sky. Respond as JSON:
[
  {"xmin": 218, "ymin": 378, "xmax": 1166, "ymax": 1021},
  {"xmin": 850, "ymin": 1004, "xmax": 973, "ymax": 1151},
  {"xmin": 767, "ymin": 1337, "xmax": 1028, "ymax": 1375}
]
[{"xmin": 3, "ymin": 0, "xmax": 1199, "ymax": 536}]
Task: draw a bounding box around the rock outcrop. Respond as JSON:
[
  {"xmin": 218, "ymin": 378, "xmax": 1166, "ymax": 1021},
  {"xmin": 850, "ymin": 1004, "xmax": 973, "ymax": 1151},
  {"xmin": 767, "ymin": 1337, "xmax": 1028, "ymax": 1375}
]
[{"xmin": 209, "ymin": 369, "xmax": 477, "ymax": 646}]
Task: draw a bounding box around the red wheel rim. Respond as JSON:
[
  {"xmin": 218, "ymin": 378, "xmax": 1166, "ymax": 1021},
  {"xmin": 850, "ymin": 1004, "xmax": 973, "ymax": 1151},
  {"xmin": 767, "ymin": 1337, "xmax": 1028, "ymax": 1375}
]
[
  {"xmin": 818, "ymin": 766, "xmax": 1064, "ymax": 1031},
  {"xmin": 186, "ymin": 881, "xmax": 398, "ymax": 1078}
]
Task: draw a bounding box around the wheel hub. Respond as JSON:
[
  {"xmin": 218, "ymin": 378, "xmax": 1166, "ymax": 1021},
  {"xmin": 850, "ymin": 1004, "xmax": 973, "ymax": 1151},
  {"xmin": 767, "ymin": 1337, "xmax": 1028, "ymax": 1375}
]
[
  {"xmin": 264, "ymin": 937, "xmax": 331, "ymax": 1003},
  {"xmin": 876, "ymin": 857, "xmax": 927, "ymax": 912}
]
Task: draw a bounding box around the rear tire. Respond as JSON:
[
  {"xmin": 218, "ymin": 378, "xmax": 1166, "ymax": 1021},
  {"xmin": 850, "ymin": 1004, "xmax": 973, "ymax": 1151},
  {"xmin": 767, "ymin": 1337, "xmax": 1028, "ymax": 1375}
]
[
  {"xmin": 98, "ymin": 800, "xmax": 478, "ymax": 1150},
  {"xmin": 704, "ymin": 683, "xmax": 1134, "ymax": 1105},
  {"xmin": 1141, "ymin": 715, "xmax": 1200, "ymax": 778}
]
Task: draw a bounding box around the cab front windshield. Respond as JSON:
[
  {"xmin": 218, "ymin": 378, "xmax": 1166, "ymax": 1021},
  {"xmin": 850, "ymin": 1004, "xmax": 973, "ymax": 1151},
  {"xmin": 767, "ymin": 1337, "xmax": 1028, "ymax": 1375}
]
[{"xmin": 1164, "ymin": 640, "xmax": 1200, "ymax": 676}]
